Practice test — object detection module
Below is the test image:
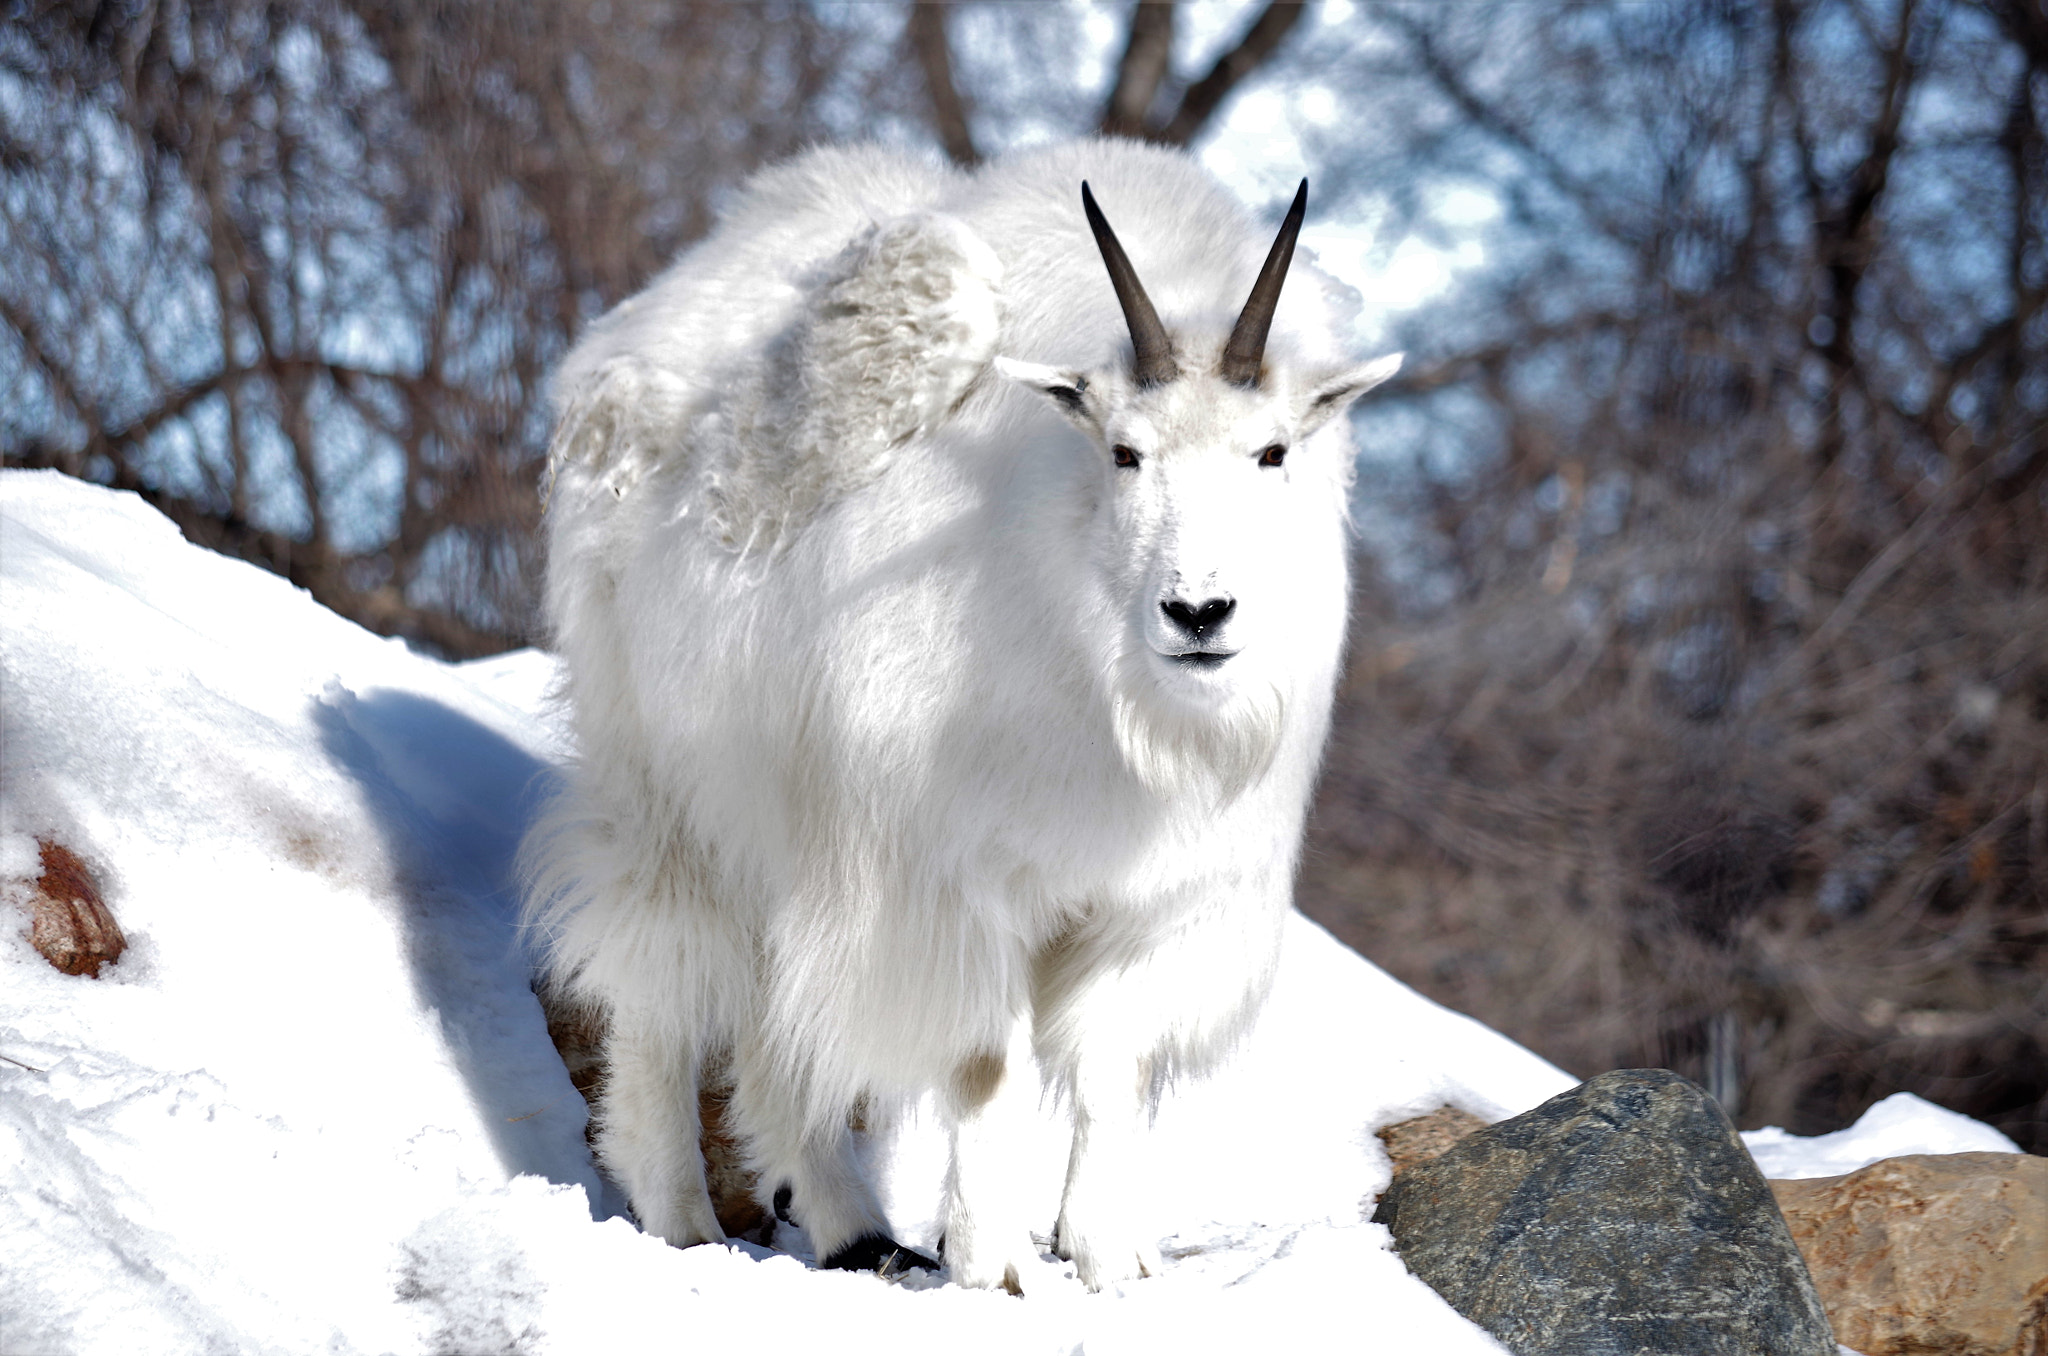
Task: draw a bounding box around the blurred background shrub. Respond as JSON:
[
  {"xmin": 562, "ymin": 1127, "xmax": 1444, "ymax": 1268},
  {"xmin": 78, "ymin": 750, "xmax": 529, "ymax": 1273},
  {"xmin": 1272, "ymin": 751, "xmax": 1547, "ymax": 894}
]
[{"xmin": 5, "ymin": 0, "xmax": 2043, "ymax": 1150}]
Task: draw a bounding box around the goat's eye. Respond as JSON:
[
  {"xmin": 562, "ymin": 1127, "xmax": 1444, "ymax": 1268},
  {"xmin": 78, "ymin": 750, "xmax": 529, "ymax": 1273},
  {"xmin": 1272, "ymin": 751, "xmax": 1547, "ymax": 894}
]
[
  {"xmin": 1258, "ymin": 444, "xmax": 1288, "ymax": 468},
  {"xmin": 1112, "ymin": 444, "xmax": 1140, "ymax": 469}
]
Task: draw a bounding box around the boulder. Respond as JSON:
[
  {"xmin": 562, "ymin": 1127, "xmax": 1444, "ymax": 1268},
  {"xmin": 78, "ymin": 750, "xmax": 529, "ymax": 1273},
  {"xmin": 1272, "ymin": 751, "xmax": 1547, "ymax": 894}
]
[
  {"xmin": 29, "ymin": 840, "xmax": 125, "ymax": 978},
  {"xmin": 1771, "ymin": 1152, "xmax": 2048, "ymax": 1356},
  {"xmin": 1373, "ymin": 1068, "xmax": 1834, "ymax": 1355}
]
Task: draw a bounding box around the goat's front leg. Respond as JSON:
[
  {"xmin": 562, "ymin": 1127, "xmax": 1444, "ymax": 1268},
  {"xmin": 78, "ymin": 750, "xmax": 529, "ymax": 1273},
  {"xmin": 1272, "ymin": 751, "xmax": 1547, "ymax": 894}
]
[
  {"xmin": 943, "ymin": 1011, "xmax": 1060, "ymax": 1294},
  {"xmin": 1053, "ymin": 1044, "xmax": 1164, "ymax": 1292},
  {"xmin": 724, "ymin": 1037, "xmax": 933, "ymax": 1273},
  {"xmin": 1041, "ymin": 890, "xmax": 1283, "ymax": 1291}
]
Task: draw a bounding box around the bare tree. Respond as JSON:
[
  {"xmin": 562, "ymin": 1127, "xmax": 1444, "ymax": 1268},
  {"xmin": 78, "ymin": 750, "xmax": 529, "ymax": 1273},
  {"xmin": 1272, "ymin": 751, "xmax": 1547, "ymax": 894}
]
[
  {"xmin": 1291, "ymin": 0, "xmax": 2048, "ymax": 1149},
  {"xmin": 3, "ymin": 0, "xmax": 843, "ymax": 655}
]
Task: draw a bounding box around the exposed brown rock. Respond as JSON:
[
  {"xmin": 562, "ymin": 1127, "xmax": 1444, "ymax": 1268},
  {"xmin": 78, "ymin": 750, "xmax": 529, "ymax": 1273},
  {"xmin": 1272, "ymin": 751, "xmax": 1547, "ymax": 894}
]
[
  {"xmin": 1377, "ymin": 1105, "xmax": 1489, "ymax": 1175},
  {"xmin": 538, "ymin": 995, "xmax": 768, "ymax": 1241},
  {"xmin": 30, "ymin": 840, "xmax": 125, "ymax": 977},
  {"xmin": 1770, "ymin": 1152, "xmax": 2048, "ymax": 1356}
]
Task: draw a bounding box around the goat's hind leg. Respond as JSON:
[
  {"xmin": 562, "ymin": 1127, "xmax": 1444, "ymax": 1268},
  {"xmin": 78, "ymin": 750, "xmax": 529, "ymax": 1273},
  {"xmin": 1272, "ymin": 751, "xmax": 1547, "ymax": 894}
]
[{"xmin": 598, "ymin": 1004, "xmax": 726, "ymax": 1248}]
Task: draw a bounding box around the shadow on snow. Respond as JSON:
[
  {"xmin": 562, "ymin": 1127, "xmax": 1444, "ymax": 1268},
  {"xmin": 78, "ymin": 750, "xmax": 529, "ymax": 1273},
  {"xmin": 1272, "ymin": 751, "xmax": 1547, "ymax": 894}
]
[{"xmin": 309, "ymin": 683, "xmax": 611, "ymax": 1216}]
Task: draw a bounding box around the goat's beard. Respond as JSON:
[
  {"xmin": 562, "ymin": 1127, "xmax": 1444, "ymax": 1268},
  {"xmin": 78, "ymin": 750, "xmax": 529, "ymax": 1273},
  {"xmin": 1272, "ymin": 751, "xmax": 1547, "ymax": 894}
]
[{"xmin": 1107, "ymin": 649, "xmax": 1287, "ymax": 805}]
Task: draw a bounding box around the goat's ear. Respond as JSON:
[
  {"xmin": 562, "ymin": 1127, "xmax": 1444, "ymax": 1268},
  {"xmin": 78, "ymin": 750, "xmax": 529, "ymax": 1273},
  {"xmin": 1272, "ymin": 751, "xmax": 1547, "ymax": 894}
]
[
  {"xmin": 1295, "ymin": 352, "xmax": 1403, "ymax": 435},
  {"xmin": 995, "ymin": 357, "xmax": 1096, "ymax": 428}
]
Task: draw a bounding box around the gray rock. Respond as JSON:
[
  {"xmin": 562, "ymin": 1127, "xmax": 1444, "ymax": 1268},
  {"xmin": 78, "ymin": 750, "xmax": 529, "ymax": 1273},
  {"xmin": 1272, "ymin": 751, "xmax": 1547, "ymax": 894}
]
[{"xmin": 1372, "ymin": 1068, "xmax": 1835, "ymax": 1355}]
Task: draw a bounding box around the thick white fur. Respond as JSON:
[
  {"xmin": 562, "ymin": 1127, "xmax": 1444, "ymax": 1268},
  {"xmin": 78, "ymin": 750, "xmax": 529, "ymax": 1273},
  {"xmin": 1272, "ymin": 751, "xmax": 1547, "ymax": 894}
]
[{"xmin": 524, "ymin": 139, "xmax": 1397, "ymax": 1293}]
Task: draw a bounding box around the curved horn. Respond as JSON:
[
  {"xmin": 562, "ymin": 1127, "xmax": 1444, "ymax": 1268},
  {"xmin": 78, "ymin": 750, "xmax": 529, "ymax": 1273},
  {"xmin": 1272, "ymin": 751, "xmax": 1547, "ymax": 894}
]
[
  {"xmin": 1219, "ymin": 179, "xmax": 1308, "ymax": 387},
  {"xmin": 1082, "ymin": 182, "xmax": 1179, "ymax": 387}
]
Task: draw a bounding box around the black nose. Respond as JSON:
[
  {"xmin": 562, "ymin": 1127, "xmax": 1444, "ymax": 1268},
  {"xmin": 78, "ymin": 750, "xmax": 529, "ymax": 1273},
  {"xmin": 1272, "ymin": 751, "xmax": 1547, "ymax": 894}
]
[{"xmin": 1161, "ymin": 596, "xmax": 1235, "ymax": 639}]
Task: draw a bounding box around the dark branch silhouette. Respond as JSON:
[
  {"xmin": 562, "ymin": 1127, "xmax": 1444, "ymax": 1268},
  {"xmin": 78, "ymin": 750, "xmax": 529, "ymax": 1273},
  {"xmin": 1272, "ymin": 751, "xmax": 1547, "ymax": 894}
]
[{"xmin": 908, "ymin": 3, "xmax": 980, "ymax": 166}]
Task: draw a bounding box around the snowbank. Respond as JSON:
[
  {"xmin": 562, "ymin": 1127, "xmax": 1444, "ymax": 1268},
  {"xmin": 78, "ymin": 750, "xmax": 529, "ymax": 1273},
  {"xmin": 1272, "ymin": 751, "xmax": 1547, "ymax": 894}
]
[
  {"xmin": 1743, "ymin": 1092, "xmax": 2019, "ymax": 1180},
  {"xmin": 0, "ymin": 471, "xmax": 2013, "ymax": 1355}
]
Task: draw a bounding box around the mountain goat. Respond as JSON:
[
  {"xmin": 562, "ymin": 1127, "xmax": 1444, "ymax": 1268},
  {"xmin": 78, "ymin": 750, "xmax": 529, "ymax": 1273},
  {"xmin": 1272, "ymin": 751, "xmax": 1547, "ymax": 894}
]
[{"xmin": 524, "ymin": 139, "xmax": 1399, "ymax": 1294}]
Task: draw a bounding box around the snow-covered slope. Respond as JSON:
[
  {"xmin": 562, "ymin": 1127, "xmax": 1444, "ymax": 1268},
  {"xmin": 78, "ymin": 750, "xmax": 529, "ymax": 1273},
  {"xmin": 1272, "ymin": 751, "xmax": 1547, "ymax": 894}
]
[{"xmin": 0, "ymin": 471, "xmax": 2016, "ymax": 1355}]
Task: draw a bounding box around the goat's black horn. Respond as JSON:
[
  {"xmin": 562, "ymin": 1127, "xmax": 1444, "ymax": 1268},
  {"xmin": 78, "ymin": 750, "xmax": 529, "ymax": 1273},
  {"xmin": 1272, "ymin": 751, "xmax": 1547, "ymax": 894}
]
[
  {"xmin": 1082, "ymin": 182, "xmax": 1179, "ymax": 388},
  {"xmin": 1219, "ymin": 179, "xmax": 1307, "ymax": 387}
]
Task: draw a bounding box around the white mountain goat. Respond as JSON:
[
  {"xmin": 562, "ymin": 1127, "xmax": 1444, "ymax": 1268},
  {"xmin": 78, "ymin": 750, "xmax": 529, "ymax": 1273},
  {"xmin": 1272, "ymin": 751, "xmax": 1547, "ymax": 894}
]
[{"xmin": 524, "ymin": 140, "xmax": 1400, "ymax": 1294}]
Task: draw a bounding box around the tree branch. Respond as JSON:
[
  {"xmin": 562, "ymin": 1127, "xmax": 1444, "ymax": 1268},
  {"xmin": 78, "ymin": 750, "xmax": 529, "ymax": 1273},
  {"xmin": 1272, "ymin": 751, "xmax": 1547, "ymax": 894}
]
[
  {"xmin": 0, "ymin": 292, "xmax": 101, "ymax": 472},
  {"xmin": 1382, "ymin": 311, "xmax": 1636, "ymax": 399},
  {"xmin": 1155, "ymin": 2, "xmax": 1307, "ymax": 146},
  {"xmin": 907, "ymin": 3, "xmax": 979, "ymax": 167},
  {"xmin": 1803, "ymin": 0, "xmax": 1930, "ymax": 465},
  {"xmin": 0, "ymin": 295, "xmax": 406, "ymax": 471},
  {"xmin": 1819, "ymin": 0, "xmax": 1924, "ymax": 316},
  {"xmin": 1383, "ymin": 9, "xmax": 1634, "ymax": 245},
  {"xmin": 1101, "ymin": 3, "xmax": 1176, "ymax": 139}
]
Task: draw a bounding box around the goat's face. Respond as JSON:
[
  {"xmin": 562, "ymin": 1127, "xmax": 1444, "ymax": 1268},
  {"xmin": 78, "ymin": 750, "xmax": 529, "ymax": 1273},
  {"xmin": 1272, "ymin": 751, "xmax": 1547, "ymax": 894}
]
[
  {"xmin": 998, "ymin": 179, "xmax": 1398, "ymax": 719},
  {"xmin": 1001, "ymin": 349, "xmax": 1398, "ymax": 709}
]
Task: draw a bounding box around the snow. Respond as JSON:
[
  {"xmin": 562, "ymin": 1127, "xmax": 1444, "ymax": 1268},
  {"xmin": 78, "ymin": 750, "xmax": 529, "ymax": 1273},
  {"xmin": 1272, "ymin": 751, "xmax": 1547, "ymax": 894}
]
[
  {"xmin": 1742, "ymin": 1092, "xmax": 2020, "ymax": 1180},
  {"xmin": 0, "ymin": 469, "xmax": 2017, "ymax": 1355}
]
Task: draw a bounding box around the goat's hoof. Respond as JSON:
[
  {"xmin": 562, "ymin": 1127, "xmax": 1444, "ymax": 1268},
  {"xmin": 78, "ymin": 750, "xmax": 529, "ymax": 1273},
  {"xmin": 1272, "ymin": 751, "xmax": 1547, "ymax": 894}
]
[
  {"xmin": 821, "ymin": 1233, "xmax": 941, "ymax": 1276},
  {"xmin": 946, "ymin": 1234, "xmax": 1060, "ymax": 1295},
  {"xmin": 1055, "ymin": 1216, "xmax": 1162, "ymax": 1292}
]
